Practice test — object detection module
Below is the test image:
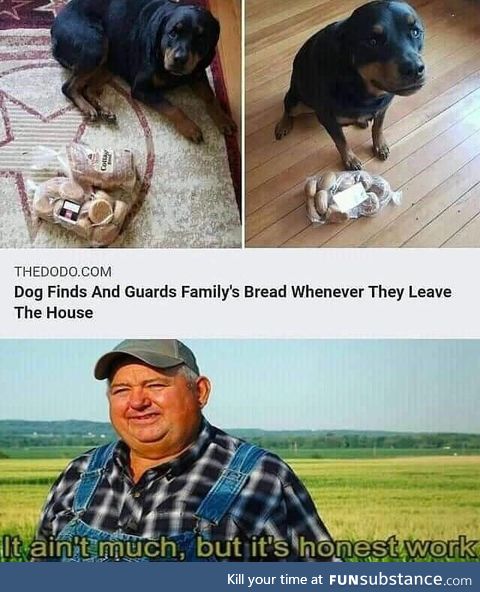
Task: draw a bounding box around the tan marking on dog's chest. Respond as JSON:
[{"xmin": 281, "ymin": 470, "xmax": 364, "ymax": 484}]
[
  {"xmin": 290, "ymin": 102, "xmax": 315, "ymax": 116},
  {"xmin": 337, "ymin": 115, "xmax": 372, "ymax": 126},
  {"xmin": 153, "ymin": 74, "xmax": 168, "ymax": 88}
]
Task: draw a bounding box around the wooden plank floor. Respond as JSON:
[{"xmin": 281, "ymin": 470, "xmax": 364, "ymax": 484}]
[
  {"xmin": 245, "ymin": 0, "xmax": 480, "ymax": 247},
  {"xmin": 209, "ymin": 0, "xmax": 241, "ymax": 134}
]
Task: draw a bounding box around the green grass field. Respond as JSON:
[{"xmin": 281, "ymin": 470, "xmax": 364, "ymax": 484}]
[
  {"xmin": 1, "ymin": 455, "xmax": 479, "ymax": 562},
  {"xmin": 5, "ymin": 446, "xmax": 480, "ymax": 459},
  {"xmin": 3, "ymin": 446, "xmax": 97, "ymax": 459}
]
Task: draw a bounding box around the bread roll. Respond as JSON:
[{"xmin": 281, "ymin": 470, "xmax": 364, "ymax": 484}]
[
  {"xmin": 34, "ymin": 195, "xmax": 55, "ymax": 221},
  {"xmin": 113, "ymin": 200, "xmax": 129, "ymax": 229},
  {"xmin": 360, "ymin": 192, "xmax": 380, "ymax": 217},
  {"xmin": 306, "ymin": 195, "xmax": 322, "ymax": 223},
  {"xmin": 370, "ymin": 176, "xmax": 391, "ymax": 202},
  {"xmin": 353, "ymin": 170, "xmax": 373, "ymax": 191},
  {"xmin": 59, "ymin": 180, "xmax": 85, "ymax": 202},
  {"xmin": 304, "ymin": 177, "xmax": 317, "ymax": 199},
  {"xmin": 318, "ymin": 171, "xmax": 336, "ymax": 192},
  {"xmin": 75, "ymin": 216, "xmax": 93, "ymax": 239},
  {"xmin": 314, "ymin": 190, "xmax": 329, "ymax": 215},
  {"xmin": 93, "ymin": 189, "xmax": 116, "ymax": 205},
  {"xmin": 91, "ymin": 223, "xmax": 120, "ymax": 246},
  {"xmin": 89, "ymin": 199, "xmax": 113, "ymax": 224},
  {"xmin": 336, "ymin": 173, "xmax": 356, "ymax": 192},
  {"xmin": 43, "ymin": 177, "xmax": 66, "ymax": 197},
  {"xmin": 326, "ymin": 205, "xmax": 349, "ymax": 224}
]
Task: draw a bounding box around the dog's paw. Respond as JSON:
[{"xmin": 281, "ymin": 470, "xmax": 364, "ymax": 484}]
[
  {"xmin": 343, "ymin": 151, "xmax": 363, "ymax": 170},
  {"xmin": 84, "ymin": 109, "xmax": 100, "ymax": 123},
  {"xmin": 177, "ymin": 119, "xmax": 204, "ymax": 144},
  {"xmin": 221, "ymin": 119, "xmax": 237, "ymax": 136},
  {"xmin": 274, "ymin": 115, "xmax": 293, "ymax": 140},
  {"xmin": 373, "ymin": 141, "xmax": 390, "ymax": 160},
  {"xmin": 100, "ymin": 110, "xmax": 117, "ymax": 125},
  {"xmin": 213, "ymin": 111, "xmax": 237, "ymax": 135}
]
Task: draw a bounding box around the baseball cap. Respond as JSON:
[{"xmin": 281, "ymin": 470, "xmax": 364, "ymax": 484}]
[{"xmin": 94, "ymin": 339, "xmax": 199, "ymax": 380}]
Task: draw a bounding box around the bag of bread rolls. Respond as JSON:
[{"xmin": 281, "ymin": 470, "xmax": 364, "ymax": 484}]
[
  {"xmin": 28, "ymin": 142, "xmax": 137, "ymax": 246},
  {"xmin": 304, "ymin": 170, "xmax": 402, "ymax": 225},
  {"xmin": 31, "ymin": 179, "xmax": 130, "ymax": 247}
]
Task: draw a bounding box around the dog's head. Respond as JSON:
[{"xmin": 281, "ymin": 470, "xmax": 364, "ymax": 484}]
[
  {"xmin": 155, "ymin": 2, "xmax": 220, "ymax": 76},
  {"xmin": 340, "ymin": 1, "xmax": 426, "ymax": 96}
]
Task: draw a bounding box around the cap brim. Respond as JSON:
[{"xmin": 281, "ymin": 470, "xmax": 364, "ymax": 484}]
[{"xmin": 94, "ymin": 349, "xmax": 184, "ymax": 380}]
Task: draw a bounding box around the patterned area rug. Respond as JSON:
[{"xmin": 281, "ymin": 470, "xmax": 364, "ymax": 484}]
[{"xmin": 0, "ymin": 0, "xmax": 241, "ymax": 248}]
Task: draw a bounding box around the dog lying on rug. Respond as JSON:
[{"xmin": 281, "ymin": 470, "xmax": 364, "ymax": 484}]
[{"xmin": 51, "ymin": 0, "xmax": 237, "ymax": 143}]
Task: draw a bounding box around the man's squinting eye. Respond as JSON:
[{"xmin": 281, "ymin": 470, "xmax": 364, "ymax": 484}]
[{"xmin": 110, "ymin": 387, "xmax": 129, "ymax": 396}]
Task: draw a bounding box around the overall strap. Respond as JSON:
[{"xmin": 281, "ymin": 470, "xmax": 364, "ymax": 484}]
[
  {"xmin": 195, "ymin": 442, "xmax": 266, "ymax": 525},
  {"xmin": 73, "ymin": 441, "xmax": 118, "ymax": 514}
]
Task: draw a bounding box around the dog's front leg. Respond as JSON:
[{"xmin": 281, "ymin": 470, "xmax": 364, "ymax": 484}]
[
  {"xmin": 132, "ymin": 76, "xmax": 204, "ymax": 143},
  {"xmin": 319, "ymin": 112, "xmax": 363, "ymax": 170},
  {"xmin": 190, "ymin": 71, "xmax": 237, "ymax": 136},
  {"xmin": 372, "ymin": 108, "xmax": 390, "ymax": 160}
]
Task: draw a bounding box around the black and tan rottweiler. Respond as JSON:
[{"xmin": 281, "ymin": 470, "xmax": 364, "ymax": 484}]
[
  {"xmin": 51, "ymin": 0, "xmax": 236, "ymax": 143},
  {"xmin": 275, "ymin": 0, "xmax": 426, "ymax": 170}
]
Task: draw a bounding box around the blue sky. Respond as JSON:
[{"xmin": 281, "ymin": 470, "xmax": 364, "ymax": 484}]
[{"xmin": 0, "ymin": 340, "xmax": 479, "ymax": 433}]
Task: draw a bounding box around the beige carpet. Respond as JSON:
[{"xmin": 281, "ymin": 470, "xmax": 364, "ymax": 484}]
[{"xmin": 0, "ymin": 27, "xmax": 241, "ymax": 248}]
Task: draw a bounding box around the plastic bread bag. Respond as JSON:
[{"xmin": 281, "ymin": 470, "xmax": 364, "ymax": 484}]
[
  {"xmin": 30, "ymin": 179, "xmax": 129, "ymax": 247},
  {"xmin": 29, "ymin": 142, "xmax": 138, "ymax": 194},
  {"xmin": 66, "ymin": 142, "xmax": 137, "ymax": 193},
  {"xmin": 304, "ymin": 170, "xmax": 402, "ymax": 225}
]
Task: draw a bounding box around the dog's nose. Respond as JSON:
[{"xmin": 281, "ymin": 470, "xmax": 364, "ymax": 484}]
[
  {"xmin": 173, "ymin": 53, "xmax": 188, "ymax": 66},
  {"xmin": 399, "ymin": 59, "xmax": 425, "ymax": 80}
]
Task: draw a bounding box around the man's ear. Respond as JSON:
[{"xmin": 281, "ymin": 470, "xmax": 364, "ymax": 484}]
[{"xmin": 195, "ymin": 376, "xmax": 211, "ymax": 409}]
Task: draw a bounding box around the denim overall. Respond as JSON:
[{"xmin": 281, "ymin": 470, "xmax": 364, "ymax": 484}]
[{"xmin": 57, "ymin": 441, "xmax": 266, "ymax": 562}]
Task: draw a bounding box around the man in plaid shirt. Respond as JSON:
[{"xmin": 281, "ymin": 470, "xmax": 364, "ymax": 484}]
[{"xmin": 36, "ymin": 340, "xmax": 337, "ymax": 562}]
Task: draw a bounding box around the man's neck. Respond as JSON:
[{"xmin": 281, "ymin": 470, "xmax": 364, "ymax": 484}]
[{"xmin": 129, "ymin": 444, "xmax": 192, "ymax": 483}]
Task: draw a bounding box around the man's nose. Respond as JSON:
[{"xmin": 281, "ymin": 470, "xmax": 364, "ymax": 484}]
[{"xmin": 128, "ymin": 387, "xmax": 150, "ymax": 407}]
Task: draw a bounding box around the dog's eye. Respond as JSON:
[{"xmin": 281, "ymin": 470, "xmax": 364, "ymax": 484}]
[
  {"xmin": 411, "ymin": 27, "xmax": 421, "ymax": 38},
  {"xmin": 368, "ymin": 37, "xmax": 378, "ymax": 48},
  {"xmin": 168, "ymin": 30, "xmax": 177, "ymax": 39}
]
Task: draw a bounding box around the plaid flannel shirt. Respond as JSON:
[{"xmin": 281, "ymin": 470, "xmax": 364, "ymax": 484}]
[{"xmin": 36, "ymin": 419, "xmax": 336, "ymax": 561}]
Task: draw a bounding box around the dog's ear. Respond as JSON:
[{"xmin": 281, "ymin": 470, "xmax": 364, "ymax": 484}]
[
  {"xmin": 333, "ymin": 19, "xmax": 356, "ymax": 66},
  {"xmin": 148, "ymin": 8, "xmax": 175, "ymax": 65},
  {"xmin": 198, "ymin": 14, "xmax": 220, "ymax": 70}
]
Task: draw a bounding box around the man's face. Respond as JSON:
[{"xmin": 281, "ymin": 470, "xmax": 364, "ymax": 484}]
[{"xmin": 108, "ymin": 361, "xmax": 208, "ymax": 458}]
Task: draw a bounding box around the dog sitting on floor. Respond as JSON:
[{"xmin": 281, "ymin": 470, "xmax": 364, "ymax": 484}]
[{"xmin": 275, "ymin": 1, "xmax": 426, "ymax": 170}]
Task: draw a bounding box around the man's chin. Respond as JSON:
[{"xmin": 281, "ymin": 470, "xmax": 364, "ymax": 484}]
[{"xmin": 125, "ymin": 423, "xmax": 168, "ymax": 445}]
